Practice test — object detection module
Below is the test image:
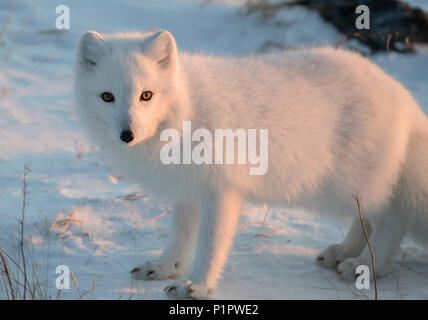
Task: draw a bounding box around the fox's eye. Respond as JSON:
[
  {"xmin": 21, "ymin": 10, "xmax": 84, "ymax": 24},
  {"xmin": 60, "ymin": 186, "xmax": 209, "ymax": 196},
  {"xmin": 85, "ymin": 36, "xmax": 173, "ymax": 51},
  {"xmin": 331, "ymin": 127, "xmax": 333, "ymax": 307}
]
[
  {"xmin": 140, "ymin": 91, "xmax": 153, "ymax": 101},
  {"xmin": 101, "ymin": 92, "xmax": 115, "ymax": 102}
]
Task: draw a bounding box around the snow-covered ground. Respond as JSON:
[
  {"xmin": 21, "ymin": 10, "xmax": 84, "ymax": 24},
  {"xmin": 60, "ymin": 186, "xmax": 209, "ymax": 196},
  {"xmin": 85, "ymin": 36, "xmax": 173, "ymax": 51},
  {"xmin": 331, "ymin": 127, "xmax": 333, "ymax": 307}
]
[{"xmin": 1, "ymin": 0, "xmax": 427, "ymax": 299}]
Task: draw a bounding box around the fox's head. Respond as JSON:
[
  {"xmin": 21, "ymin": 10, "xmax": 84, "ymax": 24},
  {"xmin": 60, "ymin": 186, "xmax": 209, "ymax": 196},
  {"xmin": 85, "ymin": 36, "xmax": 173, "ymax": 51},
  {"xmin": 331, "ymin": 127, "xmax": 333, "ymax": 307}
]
[{"xmin": 74, "ymin": 30, "xmax": 186, "ymax": 147}]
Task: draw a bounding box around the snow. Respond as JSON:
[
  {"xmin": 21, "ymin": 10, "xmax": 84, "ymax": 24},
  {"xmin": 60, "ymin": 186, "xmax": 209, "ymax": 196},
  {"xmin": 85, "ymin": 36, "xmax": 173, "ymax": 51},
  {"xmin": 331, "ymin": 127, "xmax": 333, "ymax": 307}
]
[{"xmin": 1, "ymin": 0, "xmax": 427, "ymax": 300}]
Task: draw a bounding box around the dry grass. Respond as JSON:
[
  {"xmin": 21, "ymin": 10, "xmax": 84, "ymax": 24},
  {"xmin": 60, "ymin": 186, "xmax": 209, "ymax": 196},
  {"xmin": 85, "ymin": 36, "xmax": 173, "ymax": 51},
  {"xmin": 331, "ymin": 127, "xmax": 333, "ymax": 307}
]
[
  {"xmin": 242, "ymin": 0, "xmax": 304, "ymax": 21},
  {"xmin": 117, "ymin": 192, "xmax": 147, "ymax": 202},
  {"xmin": 0, "ymin": 247, "xmax": 15, "ymax": 299},
  {"xmin": 254, "ymin": 205, "xmax": 271, "ymax": 238},
  {"xmin": 0, "ymin": 163, "xmax": 50, "ymax": 299},
  {"xmin": 0, "ymin": 163, "xmax": 91, "ymax": 300},
  {"xmin": 0, "ymin": 0, "xmax": 17, "ymax": 45},
  {"xmin": 353, "ymin": 191, "xmax": 378, "ymax": 300},
  {"xmin": 49, "ymin": 208, "xmax": 83, "ymax": 240},
  {"xmin": 18, "ymin": 163, "xmax": 30, "ymax": 299},
  {"xmin": 0, "ymin": 0, "xmax": 39, "ymax": 61}
]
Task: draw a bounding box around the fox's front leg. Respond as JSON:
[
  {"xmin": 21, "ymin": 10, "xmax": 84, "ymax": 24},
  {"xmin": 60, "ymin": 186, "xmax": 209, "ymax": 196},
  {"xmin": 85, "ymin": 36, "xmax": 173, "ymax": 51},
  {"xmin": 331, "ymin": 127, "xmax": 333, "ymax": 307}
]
[
  {"xmin": 131, "ymin": 202, "xmax": 200, "ymax": 280},
  {"xmin": 165, "ymin": 190, "xmax": 242, "ymax": 299}
]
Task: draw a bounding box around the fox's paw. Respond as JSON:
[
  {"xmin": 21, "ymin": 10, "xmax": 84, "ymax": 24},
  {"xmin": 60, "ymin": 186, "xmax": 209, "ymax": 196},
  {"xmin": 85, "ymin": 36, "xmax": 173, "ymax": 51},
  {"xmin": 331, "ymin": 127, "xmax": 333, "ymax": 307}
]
[
  {"xmin": 337, "ymin": 257, "xmax": 377, "ymax": 282},
  {"xmin": 164, "ymin": 278, "xmax": 212, "ymax": 300},
  {"xmin": 338, "ymin": 257, "xmax": 388, "ymax": 282},
  {"xmin": 131, "ymin": 260, "xmax": 182, "ymax": 280},
  {"xmin": 317, "ymin": 244, "xmax": 349, "ymax": 269},
  {"xmin": 336, "ymin": 257, "xmax": 361, "ymax": 281}
]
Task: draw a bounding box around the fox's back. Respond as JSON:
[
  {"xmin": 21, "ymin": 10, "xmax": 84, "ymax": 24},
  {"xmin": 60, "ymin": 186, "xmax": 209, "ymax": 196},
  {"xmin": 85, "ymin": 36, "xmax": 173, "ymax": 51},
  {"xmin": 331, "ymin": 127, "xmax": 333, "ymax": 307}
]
[{"xmin": 180, "ymin": 48, "xmax": 420, "ymax": 211}]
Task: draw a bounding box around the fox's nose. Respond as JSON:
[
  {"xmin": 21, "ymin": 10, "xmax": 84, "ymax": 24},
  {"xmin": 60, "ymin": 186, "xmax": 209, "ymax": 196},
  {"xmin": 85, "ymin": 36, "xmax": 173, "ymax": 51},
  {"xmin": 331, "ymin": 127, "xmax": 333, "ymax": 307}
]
[{"xmin": 120, "ymin": 130, "xmax": 134, "ymax": 143}]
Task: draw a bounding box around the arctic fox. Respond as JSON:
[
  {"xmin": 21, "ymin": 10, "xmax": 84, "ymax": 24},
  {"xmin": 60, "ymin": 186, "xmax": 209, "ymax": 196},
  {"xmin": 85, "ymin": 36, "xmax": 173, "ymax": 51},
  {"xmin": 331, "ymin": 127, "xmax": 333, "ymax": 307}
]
[{"xmin": 74, "ymin": 30, "xmax": 428, "ymax": 299}]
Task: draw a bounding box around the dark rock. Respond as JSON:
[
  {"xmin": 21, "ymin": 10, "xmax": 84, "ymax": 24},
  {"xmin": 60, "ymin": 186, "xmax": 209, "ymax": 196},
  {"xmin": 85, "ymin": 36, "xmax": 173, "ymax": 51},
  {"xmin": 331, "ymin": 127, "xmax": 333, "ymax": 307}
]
[{"xmin": 246, "ymin": 0, "xmax": 428, "ymax": 53}]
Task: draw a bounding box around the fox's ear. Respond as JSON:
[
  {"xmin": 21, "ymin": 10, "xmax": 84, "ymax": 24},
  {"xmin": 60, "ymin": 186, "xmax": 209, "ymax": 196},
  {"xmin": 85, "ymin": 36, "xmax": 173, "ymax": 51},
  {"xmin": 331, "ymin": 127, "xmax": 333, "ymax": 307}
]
[
  {"xmin": 77, "ymin": 31, "xmax": 109, "ymax": 70},
  {"xmin": 143, "ymin": 30, "xmax": 177, "ymax": 69}
]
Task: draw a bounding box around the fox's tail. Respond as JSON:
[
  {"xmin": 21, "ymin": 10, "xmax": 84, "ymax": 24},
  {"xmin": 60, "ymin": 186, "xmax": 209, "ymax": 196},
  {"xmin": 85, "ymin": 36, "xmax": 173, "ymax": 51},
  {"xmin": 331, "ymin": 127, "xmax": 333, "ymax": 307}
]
[{"xmin": 396, "ymin": 112, "xmax": 428, "ymax": 244}]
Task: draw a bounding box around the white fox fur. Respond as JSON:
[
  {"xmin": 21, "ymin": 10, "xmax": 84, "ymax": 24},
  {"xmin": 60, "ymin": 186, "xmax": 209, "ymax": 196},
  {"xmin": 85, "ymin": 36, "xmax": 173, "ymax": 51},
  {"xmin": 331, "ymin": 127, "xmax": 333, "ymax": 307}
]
[{"xmin": 74, "ymin": 30, "xmax": 428, "ymax": 299}]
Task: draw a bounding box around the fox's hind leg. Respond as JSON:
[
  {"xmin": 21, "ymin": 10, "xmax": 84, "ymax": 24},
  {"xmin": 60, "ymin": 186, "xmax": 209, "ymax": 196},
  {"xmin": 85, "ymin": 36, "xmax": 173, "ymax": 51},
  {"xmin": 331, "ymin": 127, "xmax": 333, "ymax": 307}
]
[
  {"xmin": 337, "ymin": 205, "xmax": 406, "ymax": 281},
  {"xmin": 317, "ymin": 218, "xmax": 370, "ymax": 269},
  {"xmin": 131, "ymin": 202, "xmax": 200, "ymax": 280}
]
